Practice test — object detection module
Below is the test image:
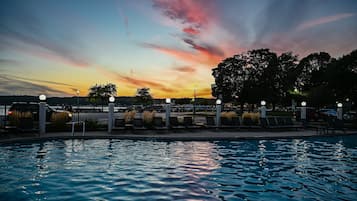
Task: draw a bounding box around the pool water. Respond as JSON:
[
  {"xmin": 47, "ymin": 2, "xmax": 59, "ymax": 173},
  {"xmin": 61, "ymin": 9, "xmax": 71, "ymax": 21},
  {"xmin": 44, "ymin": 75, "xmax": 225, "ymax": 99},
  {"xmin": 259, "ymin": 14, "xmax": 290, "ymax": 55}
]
[{"xmin": 0, "ymin": 136, "xmax": 356, "ymax": 201}]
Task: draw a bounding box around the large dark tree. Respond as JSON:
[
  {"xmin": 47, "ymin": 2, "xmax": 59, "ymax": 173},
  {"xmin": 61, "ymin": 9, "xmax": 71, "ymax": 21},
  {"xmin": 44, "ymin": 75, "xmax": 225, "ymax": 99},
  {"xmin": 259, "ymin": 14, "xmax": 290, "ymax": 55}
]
[
  {"xmin": 212, "ymin": 49, "xmax": 298, "ymax": 109},
  {"xmin": 325, "ymin": 49, "xmax": 357, "ymax": 105}
]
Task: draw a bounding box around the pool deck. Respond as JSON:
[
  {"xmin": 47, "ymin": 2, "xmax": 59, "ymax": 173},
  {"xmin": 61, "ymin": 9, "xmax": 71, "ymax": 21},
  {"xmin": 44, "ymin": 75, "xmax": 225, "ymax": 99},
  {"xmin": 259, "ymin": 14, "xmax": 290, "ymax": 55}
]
[{"xmin": 0, "ymin": 128, "xmax": 356, "ymax": 143}]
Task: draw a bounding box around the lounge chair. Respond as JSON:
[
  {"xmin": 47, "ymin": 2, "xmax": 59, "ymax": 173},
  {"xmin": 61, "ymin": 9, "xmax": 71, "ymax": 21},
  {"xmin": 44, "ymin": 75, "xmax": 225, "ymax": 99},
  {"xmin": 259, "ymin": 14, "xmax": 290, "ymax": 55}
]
[
  {"xmin": 325, "ymin": 118, "xmax": 346, "ymax": 134},
  {"xmin": 153, "ymin": 117, "xmax": 167, "ymax": 130},
  {"xmin": 113, "ymin": 118, "xmax": 126, "ymax": 130},
  {"xmin": 133, "ymin": 118, "xmax": 145, "ymax": 130},
  {"xmin": 169, "ymin": 117, "xmax": 185, "ymax": 129},
  {"xmin": 220, "ymin": 117, "xmax": 239, "ymax": 129},
  {"xmin": 183, "ymin": 116, "xmax": 200, "ymax": 129},
  {"xmin": 205, "ymin": 116, "xmax": 218, "ymax": 129}
]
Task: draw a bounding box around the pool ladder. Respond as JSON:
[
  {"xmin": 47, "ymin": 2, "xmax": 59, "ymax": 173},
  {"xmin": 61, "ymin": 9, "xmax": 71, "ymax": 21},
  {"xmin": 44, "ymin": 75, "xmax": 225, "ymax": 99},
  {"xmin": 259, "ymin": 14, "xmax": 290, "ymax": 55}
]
[{"xmin": 68, "ymin": 121, "xmax": 86, "ymax": 136}]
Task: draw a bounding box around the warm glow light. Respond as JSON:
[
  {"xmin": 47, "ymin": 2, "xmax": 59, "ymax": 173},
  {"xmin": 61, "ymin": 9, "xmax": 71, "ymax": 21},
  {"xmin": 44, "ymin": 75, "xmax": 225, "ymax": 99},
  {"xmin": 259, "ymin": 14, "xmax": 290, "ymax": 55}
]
[
  {"xmin": 301, "ymin": 101, "xmax": 307, "ymax": 107},
  {"xmin": 39, "ymin": 94, "xmax": 46, "ymax": 101},
  {"xmin": 261, "ymin": 100, "xmax": 266, "ymax": 106},
  {"xmin": 109, "ymin": 96, "xmax": 115, "ymax": 103},
  {"xmin": 337, "ymin": 103, "xmax": 343, "ymax": 108},
  {"xmin": 166, "ymin": 98, "xmax": 171, "ymax": 104},
  {"xmin": 216, "ymin": 99, "xmax": 222, "ymax": 105}
]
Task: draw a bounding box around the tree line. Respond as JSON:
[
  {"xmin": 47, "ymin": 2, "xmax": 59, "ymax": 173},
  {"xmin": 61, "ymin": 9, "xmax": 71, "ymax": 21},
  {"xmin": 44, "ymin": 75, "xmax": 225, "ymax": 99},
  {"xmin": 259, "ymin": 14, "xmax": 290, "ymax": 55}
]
[{"xmin": 211, "ymin": 49, "xmax": 357, "ymax": 109}]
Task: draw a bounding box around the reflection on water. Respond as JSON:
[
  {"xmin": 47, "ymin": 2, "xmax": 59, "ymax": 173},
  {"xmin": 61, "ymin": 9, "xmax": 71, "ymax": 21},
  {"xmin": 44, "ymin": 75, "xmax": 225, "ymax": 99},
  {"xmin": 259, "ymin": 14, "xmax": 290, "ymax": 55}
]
[{"xmin": 0, "ymin": 136, "xmax": 356, "ymax": 200}]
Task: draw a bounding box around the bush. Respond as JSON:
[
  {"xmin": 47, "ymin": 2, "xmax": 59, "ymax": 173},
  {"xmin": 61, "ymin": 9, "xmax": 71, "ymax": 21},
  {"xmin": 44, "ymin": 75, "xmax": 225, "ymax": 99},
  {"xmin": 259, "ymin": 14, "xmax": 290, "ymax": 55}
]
[
  {"xmin": 124, "ymin": 110, "xmax": 136, "ymax": 123},
  {"xmin": 221, "ymin": 111, "xmax": 237, "ymax": 120},
  {"xmin": 9, "ymin": 111, "xmax": 33, "ymax": 127},
  {"xmin": 143, "ymin": 110, "xmax": 155, "ymax": 125},
  {"xmin": 242, "ymin": 112, "xmax": 260, "ymax": 124},
  {"xmin": 50, "ymin": 112, "xmax": 70, "ymax": 127}
]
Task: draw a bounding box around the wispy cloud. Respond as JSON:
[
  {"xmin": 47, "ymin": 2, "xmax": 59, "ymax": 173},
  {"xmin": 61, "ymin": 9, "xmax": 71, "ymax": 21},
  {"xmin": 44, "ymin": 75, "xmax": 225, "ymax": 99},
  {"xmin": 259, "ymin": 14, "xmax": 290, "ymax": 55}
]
[
  {"xmin": 140, "ymin": 42, "xmax": 221, "ymax": 66},
  {"xmin": 0, "ymin": 4, "xmax": 92, "ymax": 68},
  {"xmin": 296, "ymin": 13, "xmax": 355, "ymax": 31},
  {"xmin": 97, "ymin": 67, "xmax": 176, "ymax": 93},
  {"xmin": 153, "ymin": 0, "xmax": 214, "ymax": 35},
  {"xmin": 172, "ymin": 66, "xmax": 196, "ymax": 73},
  {"xmin": 7, "ymin": 75, "xmax": 73, "ymax": 87},
  {"xmin": 183, "ymin": 38, "xmax": 224, "ymax": 57},
  {"xmin": 0, "ymin": 75, "xmax": 70, "ymax": 96}
]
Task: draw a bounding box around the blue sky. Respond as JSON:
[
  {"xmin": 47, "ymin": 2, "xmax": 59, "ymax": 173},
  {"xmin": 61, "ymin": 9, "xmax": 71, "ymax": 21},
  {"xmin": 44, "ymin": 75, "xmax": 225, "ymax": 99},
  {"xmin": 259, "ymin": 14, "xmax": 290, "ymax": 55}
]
[{"xmin": 0, "ymin": 0, "xmax": 356, "ymax": 97}]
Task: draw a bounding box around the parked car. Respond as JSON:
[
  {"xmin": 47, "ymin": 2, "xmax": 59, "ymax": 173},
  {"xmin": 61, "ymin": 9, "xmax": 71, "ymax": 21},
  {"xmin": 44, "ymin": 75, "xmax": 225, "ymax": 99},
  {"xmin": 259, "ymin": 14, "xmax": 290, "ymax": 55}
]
[
  {"xmin": 344, "ymin": 111, "xmax": 357, "ymax": 121},
  {"xmin": 319, "ymin": 109, "xmax": 337, "ymax": 120},
  {"xmin": 7, "ymin": 102, "xmax": 72, "ymax": 122}
]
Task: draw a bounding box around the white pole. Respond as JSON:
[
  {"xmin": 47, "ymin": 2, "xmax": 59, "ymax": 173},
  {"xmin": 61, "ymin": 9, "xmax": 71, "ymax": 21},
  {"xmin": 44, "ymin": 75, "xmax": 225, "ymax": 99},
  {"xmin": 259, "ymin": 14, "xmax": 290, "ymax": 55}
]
[
  {"xmin": 216, "ymin": 100, "xmax": 222, "ymax": 127},
  {"xmin": 165, "ymin": 103, "xmax": 171, "ymax": 127},
  {"xmin": 108, "ymin": 102, "xmax": 114, "ymax": 133},
  {"xmin": 337, "ymin": 103, "xmax": 343, "ymax": 120},
  {"xmin": 260, "ymin": 100, "xmax": 266, "ymax": 119},
  {"xmin": 39, "ymin": 102, "xmax": 46, "ymax": 135}
]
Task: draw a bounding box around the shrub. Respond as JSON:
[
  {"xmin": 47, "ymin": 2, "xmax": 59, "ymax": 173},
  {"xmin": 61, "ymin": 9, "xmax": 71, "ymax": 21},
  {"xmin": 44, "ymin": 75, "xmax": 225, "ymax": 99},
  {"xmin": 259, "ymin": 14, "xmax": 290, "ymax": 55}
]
[
  {"xmin": 124, "ymin": 110, "xmax": 136, "ymax": 123},
  {"xmin": 221, "ymin": 111, "xmax": 237, "ymax": 120},
  {"xmin": 143, "ymin": 110, "xmax": 155, "ymax": 125},
  {"xmin": 51, "ymin": 112, "xmax": 70, "ymax": 127},
  {"xmin": 242, "ymin": 112, "xmax": 260, "ymax": 124},
  {"xmin": 9, "ymin": 111, "xmax": 33, "ymax": 127}
]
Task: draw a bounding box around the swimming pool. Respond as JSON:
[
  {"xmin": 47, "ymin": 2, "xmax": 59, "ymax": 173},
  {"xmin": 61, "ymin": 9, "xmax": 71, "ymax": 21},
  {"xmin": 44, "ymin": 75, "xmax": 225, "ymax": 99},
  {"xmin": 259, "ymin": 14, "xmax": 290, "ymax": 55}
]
[{"xmin": 0, "ymin": 136, "xmax": 356, "ymax": 200}]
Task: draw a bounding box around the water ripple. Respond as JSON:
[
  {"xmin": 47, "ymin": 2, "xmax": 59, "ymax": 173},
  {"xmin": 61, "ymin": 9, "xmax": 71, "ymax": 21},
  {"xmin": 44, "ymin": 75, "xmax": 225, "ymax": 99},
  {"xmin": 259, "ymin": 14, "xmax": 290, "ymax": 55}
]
[{"xmin": 0, "ymin": 136, "xmax": 357, "ymax": 200}]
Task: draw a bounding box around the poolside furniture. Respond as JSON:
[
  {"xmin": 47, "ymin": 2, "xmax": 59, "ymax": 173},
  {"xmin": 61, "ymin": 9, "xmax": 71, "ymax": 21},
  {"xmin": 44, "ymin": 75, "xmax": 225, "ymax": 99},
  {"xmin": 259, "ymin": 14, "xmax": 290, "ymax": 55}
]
[
  {"xmin": 114, "ymin": 118, "xmax": 126, "ymax": 130},
  {"xmin": 183, "ymin": 117, "xmax": 200, "ymax": 129},
  {"xmin": 153, "ymin": 117, "xmax": 167, "ymax": 130},
  {"xmin": 220, "ymin": 117, "xmax": 240, "ymax": 129},
  {"xmin": 169, "ymin": 117, "xmax": 185, "ymax": 129},
  {"xmin": 264, "ymin": 116, "xmax": 304, "ymax": 131},
  {"xmin": 133, "ymin": 118, "xmax": 145, "ymax": 130},
  {"xmin": 205, "ymin": 116, "xmax": 218, "ymax": 129},
  {"xmin": 324, "ymin": 118, "xmax": 346, "ymax": 134},
  {"xmin": 260, "ymin": 118, "xmax": 268, "ymax": 128}
]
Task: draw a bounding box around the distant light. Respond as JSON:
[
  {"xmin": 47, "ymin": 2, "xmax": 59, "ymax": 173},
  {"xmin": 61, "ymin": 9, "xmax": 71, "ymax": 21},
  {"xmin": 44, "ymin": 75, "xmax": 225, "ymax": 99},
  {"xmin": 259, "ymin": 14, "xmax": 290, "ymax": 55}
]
[
  {"xmin": 346, "ymin": 98, "xmax": 349, "ymax": 102},
  {"xmin": 216, "ymin": 99, "xmax": 222, "ymax": 105},
  {"xmin": 39, "ymin": 94, "xmax": 46, "ymax": 101},
  {"xmin": 337, "ymin": 103, "xmax": 343, "ymax": 108},
  {"xmin": 76, "ymin": 89, "xmax": 80, "ymax": 95},
  {"xmin": 294, "ymin": 88, "xmax": 298, "ymax": 93},
  {"xmin": 109, "ymin": 96, "xmax": 115, "ymax": 103},
  {"xmin": 261, "ymin": 100, "xmax": 266, "ymax": 106},
  {"xmin": 301, "ymin": 101, "xmax": 306, "ymax": 107},
  {"xmin": 165, "ymin": 98, "xmax": 171, "ymax": 104}
]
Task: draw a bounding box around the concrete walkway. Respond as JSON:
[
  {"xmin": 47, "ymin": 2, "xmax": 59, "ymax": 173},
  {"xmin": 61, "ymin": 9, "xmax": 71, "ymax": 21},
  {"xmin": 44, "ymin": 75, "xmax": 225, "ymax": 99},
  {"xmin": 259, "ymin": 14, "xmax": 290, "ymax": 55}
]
[{"xmin": 1, "ymin": 129, "xmax": 356, "ymax": 143}]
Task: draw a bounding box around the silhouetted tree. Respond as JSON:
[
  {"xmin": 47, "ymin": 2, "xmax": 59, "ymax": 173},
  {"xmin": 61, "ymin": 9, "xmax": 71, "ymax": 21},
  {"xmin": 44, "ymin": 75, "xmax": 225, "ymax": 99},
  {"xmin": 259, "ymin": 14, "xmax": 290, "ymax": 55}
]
[
  {"xmin": 135, "ymin": 88, "xmax": 152, "ymax": 105},
  {"xmin": 88, "ymin": 83, "xmax": 117, "ymax": 111},
  {"xmin": 212, "ymin": 49, "xmax": 298, "ymax": 110}
]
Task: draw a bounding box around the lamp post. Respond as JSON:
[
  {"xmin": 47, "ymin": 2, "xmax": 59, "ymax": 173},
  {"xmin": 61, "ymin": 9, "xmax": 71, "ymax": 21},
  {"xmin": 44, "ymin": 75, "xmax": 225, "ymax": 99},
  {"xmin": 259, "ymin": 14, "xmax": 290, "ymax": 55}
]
[
  {"xmin": 108, "ymin": 96, "xmax": 115, "ymax": 133},
  {"xmin": 260, "ymin": 100, "xmax": 266, "ymax": 119},
  {"xmin": 301, "ymin": 101, "xmax": 307, "ymax": 127},
  {"xmin": 165, "ymin": 98, "xmax": 171, "ymax": 128},
  {"xmin": 337, "ymin": 102, "xmax": 343, "ymax": 120},
  {"xmin": 216, "ymin": 99, "xmax": 222, "ymax": 127},
  {"xmin": 193, "ymin": 88, "xmax": 196, "ymax": 121},
  {"xmin": 39, "ymin": 94, "xmax": 46, "ymax": 135},
  {"xmin": 76, "ymin": 89, "xmax": 80, "ymax": 123}
]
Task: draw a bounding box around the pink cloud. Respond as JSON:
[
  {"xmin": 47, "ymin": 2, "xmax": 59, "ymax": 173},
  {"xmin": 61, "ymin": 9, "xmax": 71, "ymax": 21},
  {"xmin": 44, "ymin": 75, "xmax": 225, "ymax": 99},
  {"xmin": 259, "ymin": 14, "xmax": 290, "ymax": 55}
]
[
  {"xmin": 140, "ymin": 42, "xmax": 222, "ymax": 67},
  {"xmin": 172, "ymin": 66, "xmax": 196, "ymax": 73},
  {"xmin": 297, "ymin": 13, "xmax": 355, "ymax": 31},
  {"xmin": 183, "ymin": 27, "xmax": 200, "ymax": 35},
  {"xmin": 97, "ymin": 67, "xmax": 176, "ymax": 93}
]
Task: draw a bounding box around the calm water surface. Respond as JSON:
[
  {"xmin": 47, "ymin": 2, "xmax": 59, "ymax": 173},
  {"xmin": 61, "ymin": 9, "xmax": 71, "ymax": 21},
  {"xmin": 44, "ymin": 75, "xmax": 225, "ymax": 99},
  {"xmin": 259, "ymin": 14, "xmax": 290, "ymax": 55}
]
[{"xmin": 0, "ymin": 136, "xmax": 356, "ymax": 201}]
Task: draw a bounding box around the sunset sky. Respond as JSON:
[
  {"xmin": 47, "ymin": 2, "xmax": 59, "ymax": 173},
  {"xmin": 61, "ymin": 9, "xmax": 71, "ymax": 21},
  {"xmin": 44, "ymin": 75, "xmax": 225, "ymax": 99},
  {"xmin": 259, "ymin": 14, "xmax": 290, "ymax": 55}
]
[{"xmin": 1, "ymin": 0, "xmax": 356, "ymax": 98}]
